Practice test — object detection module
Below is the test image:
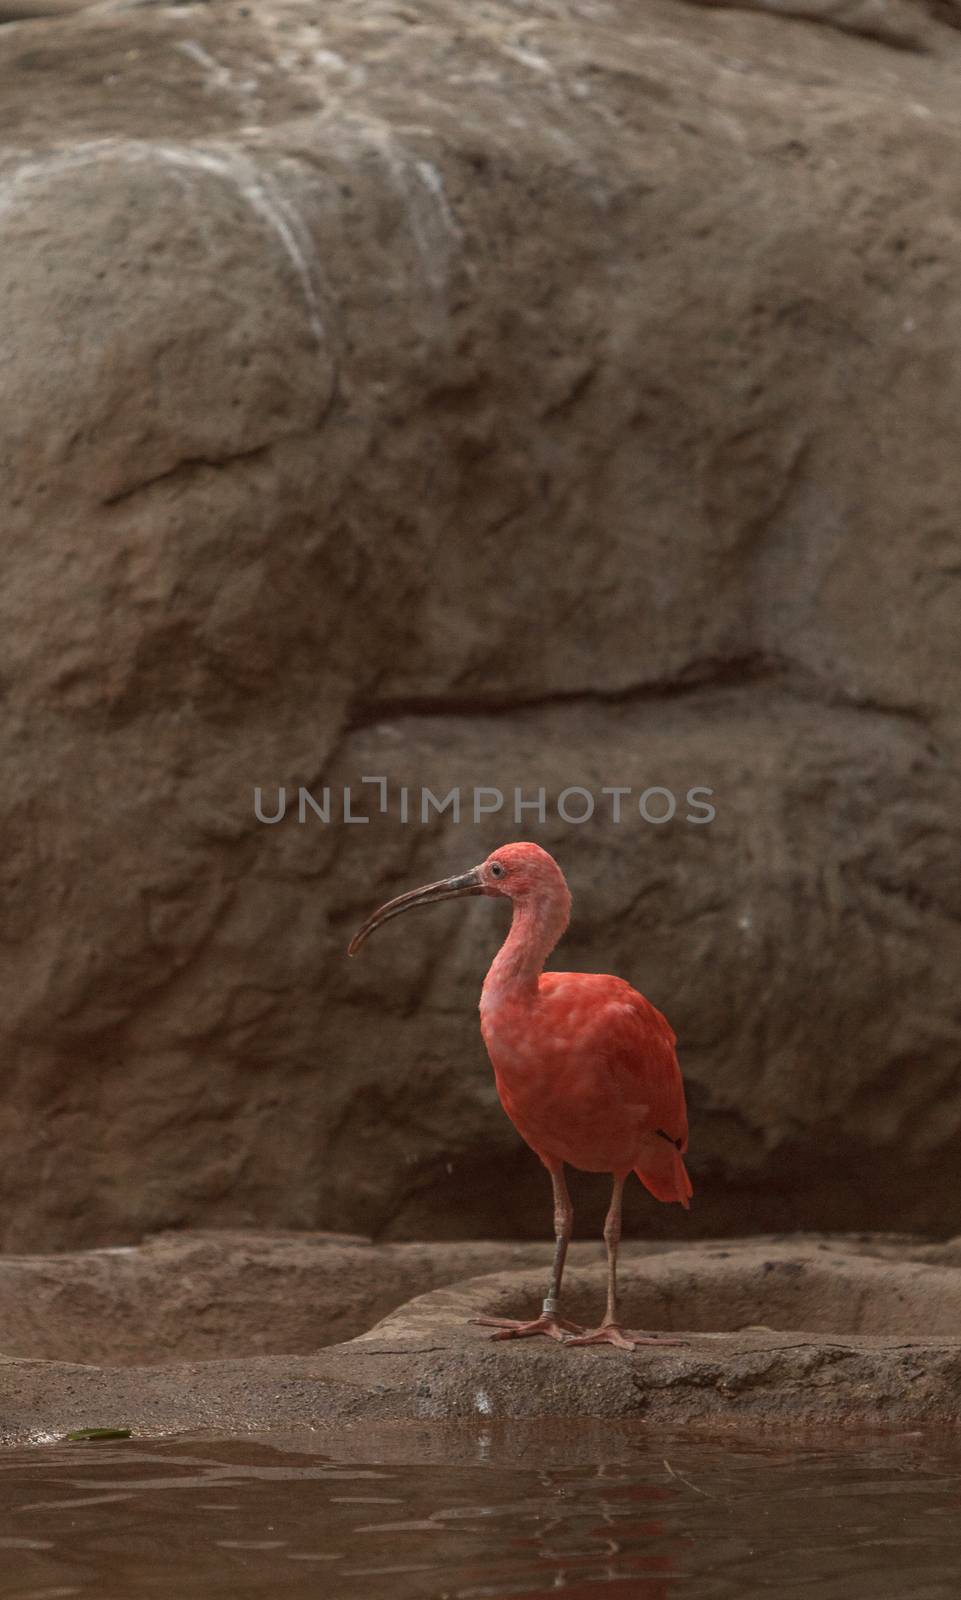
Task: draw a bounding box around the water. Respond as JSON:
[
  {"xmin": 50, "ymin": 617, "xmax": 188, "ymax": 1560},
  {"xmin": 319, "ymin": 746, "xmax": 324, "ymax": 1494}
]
[{"xmin": 1, "ymin": 1423, "xmax": 960, "ymax": 1599}]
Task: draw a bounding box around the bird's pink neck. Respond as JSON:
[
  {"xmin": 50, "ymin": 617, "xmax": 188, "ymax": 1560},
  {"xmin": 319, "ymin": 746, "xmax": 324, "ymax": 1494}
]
[{"xmin": 482, "ymin": 888, "xmax": 571, "ymax": 1002}]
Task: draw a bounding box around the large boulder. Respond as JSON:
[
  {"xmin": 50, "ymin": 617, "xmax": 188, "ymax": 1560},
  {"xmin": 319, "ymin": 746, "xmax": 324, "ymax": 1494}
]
[{"xmin": 0, "ymin": 0, "xmax": 959, "ymax": 1248}]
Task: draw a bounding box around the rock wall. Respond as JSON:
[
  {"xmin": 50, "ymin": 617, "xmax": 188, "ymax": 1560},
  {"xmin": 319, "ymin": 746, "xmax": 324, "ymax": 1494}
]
[{"xmin": 0, "ymin": 0, "xmax": 959, "ymax": 1248}]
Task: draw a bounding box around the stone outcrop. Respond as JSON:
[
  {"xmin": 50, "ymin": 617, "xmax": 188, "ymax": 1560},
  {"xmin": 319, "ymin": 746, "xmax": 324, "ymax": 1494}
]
[
  {"xmin": 0, "ymin": 0, "xmax": 959, "ymax": 1248},
  {"xmin": 4, "ymin": 1233, "xmax": 961, "ymax": 1440},
  {"xmin": 0, "ymin": 1230, "xmax": 605, "ymax": 1364}
]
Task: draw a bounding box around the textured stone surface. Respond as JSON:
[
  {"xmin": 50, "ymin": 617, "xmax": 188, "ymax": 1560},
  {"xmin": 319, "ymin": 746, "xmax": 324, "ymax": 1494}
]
[
  {"xmin": 0, "ymin": 0, "xmax": 960, "ymax": 1248},
  {"xmin": 7, "ymin": 1227, "xmax": 954, "ymax": 1368},
  {"xmin": 4, "ymin": 1234, "xmax": 961, "ymax": 1441},
  {"xmin": 0, "ymin": 1230, "xmax": 612, "ymax": 1364},
  {"xmin": 683, "ymin": 0, "xmax": 961, "ymax": 51}
]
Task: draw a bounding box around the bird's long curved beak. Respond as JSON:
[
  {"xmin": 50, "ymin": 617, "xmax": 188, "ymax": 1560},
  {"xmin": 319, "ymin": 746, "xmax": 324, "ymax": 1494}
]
[{"xmin": 347, "ymin": 867, "xmax": 484, "ymax": 956}]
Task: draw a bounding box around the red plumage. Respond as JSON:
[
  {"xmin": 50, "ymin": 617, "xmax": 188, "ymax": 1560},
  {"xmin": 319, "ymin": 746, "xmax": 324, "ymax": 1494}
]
[
  {"xmin": 349, "ymin": 839, "xmax": 692, "ymax": 1347},
  {"xmin": 482, "ymin": 971, "xmax": 691, "ymax": 1207}
]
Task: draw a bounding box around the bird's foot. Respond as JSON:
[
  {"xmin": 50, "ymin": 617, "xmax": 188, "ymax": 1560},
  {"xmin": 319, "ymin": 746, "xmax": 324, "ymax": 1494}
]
[
  {"xmin": 565, "ymin": 1323, "xmax": 687, "ymax": 1351},
  {"xmin": 471, "ymin": 1311, "xmax": 584, "ymax": 1343}
]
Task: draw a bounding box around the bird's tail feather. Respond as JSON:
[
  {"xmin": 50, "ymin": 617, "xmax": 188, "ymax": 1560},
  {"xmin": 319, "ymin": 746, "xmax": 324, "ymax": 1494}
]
[{"xmin": 635, "ymin": 1151, "xmax": 692, "ymax": 1210}]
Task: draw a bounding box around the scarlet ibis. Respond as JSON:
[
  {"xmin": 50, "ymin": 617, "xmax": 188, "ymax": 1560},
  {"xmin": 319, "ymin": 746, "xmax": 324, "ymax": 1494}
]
[{"xmin": 348, "ymin": 841, "xmax": 691, "ymax": 1348}]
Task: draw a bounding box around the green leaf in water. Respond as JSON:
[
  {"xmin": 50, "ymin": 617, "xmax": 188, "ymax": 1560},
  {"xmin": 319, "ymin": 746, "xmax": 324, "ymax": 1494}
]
[{"xmin": 65, "ymin": 1428, "xmax": 132, "ymax": 1442}]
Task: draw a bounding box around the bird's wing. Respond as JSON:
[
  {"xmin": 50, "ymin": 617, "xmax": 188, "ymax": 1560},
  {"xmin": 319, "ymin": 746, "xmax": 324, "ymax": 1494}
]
[{"xmin": 541, "ymin": 972, "xmax": 688, "ymax": 1150}]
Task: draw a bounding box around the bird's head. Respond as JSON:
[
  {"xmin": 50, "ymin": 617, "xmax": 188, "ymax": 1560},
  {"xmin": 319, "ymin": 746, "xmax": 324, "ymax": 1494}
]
[
  {"xmin": 347, "ymin": 840, "xmax": 571, "ymax": 955},
  {"xmin": 478, "ymin": 841, "xmax": 570, "ymax": 903}
]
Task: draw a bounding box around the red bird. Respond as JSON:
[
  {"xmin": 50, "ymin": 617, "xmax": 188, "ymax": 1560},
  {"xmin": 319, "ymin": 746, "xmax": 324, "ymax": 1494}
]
[{"xmin": 348, "ymin": 841, "xmax": 691, "ymax": 1348}]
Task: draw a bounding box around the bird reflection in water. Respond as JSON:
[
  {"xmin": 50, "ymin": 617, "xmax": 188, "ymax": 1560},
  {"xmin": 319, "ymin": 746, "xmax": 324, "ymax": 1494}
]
[{"xmin": 450, "ymin": 1463, "xmax": 679, "ymax": 1597}]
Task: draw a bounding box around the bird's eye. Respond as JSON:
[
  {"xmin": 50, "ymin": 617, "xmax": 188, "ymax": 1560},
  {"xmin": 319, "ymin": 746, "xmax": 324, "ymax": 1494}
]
[{"xmin": 489, "ymin": 862, "xmax": 506, "ymax": 878}]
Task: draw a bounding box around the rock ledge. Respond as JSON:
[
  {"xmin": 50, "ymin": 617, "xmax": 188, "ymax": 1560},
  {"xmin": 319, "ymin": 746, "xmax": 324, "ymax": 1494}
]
[{"xmin": 3, "ymin": 1233, "xmax": 960, "ymax": 1443}]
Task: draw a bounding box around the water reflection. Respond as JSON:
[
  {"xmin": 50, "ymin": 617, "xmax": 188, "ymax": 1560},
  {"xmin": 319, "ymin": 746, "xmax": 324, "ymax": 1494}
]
[{"xmin": 0, "ymin": 1424, "xmax": 959, "ymax": 1598}]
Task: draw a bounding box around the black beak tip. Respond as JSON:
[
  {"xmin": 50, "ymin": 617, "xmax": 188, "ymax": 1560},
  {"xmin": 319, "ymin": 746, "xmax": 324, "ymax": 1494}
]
[{"xmin": 345, "ymin": 866, "xmax": 483, "ymax": 961}]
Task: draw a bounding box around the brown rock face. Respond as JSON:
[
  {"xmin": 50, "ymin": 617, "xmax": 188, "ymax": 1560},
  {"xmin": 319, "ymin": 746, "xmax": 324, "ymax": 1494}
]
[{"xmin": 0, "ymin": 0, "xmax": 959, "ymax": 1249}]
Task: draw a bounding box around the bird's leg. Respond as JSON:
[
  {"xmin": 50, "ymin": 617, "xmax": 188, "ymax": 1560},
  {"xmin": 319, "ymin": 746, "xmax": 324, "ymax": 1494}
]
[
  {"xmin": 567, "ymin": 1176, "xmax": 685, "ymax": 1350},
  {"xmin": 472, "ymin": 1164, "xmax": 584, "ymax": 1341}
]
